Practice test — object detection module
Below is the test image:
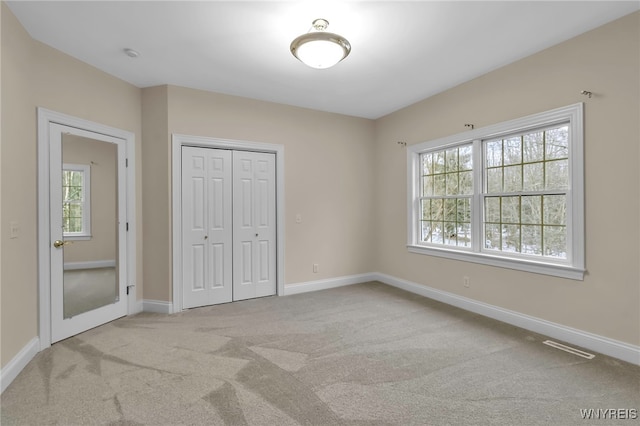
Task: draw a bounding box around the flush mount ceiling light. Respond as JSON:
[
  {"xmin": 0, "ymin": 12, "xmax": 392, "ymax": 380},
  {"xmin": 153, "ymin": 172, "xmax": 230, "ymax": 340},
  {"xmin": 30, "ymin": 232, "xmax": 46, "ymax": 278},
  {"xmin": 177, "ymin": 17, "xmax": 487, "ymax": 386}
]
[{"xmin": 290, "ymin": 19, "xmax": 351, "ymax": 69}]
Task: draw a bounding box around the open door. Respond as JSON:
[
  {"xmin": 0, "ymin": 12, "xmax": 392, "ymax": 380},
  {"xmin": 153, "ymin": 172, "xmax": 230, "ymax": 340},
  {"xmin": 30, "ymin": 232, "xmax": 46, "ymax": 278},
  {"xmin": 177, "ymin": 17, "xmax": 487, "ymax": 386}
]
[{"xmin": 48, "ymin": 123, "xmax": 128, "ymax": 342}]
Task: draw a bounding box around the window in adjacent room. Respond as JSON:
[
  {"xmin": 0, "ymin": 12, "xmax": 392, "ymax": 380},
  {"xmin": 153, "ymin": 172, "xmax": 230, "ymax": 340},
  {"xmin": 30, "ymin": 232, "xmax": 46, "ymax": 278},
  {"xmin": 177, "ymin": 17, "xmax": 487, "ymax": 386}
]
[
  {"xmin": 407, "ymin": 104, "xmax": 584, "ymax": 279},
  {"xmin": 62, "ymin": 163, "xmax": 91, "ymax": 239}
]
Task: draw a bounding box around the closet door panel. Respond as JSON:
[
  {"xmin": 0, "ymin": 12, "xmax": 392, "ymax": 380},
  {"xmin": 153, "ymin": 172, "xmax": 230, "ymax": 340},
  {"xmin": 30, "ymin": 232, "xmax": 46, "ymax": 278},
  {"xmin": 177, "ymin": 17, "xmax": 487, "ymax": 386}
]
[
  {"xmin": 233, "ymin": 151, "xmax": 276, "ymax": 301},
  {"xmin": 182, "ymin": 147, "xmax": 232, "ymax": 308}
]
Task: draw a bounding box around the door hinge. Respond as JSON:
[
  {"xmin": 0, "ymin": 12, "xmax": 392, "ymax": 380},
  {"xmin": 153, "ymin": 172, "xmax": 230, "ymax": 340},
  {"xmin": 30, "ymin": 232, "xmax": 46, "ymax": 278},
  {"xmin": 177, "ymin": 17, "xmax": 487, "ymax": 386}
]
[
  {"xmin": 126, "ymin": 222, "xmax": 129, "ymax": 231},
  {"xmin": 126, "ymin": 284, "xmax": 135, "ymax": 295}
]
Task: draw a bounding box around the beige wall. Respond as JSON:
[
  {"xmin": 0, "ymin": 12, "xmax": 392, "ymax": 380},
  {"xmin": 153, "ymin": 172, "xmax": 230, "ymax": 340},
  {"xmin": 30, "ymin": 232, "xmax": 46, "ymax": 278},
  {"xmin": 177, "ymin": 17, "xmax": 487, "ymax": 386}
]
[
  {"xmin": 1, "ymin": 3, "xmax": 143, "ymax": 368},
  {"xmin": 140, "ymin": 85, "xmax": 376, "ymax": 301},
  {"xmin": 140, "ymin": 86, "xmax": 169, "ymax": 301},
  {"xmin": 62, "ymin": 135, "xmax": 117, "ymax": 264},
  {"xmin": 374, "ymin": 12, "xmax": 640, "ymax": 345}
]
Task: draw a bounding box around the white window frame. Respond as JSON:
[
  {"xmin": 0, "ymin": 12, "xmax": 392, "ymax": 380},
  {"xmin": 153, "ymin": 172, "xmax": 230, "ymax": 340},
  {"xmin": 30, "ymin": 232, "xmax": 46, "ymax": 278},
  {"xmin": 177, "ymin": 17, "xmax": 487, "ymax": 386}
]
[
  {"xmin": 407, "ymin": 103, "xmax": 585, "ymax": 280},
  {"xmin": 62, "ymin": 163, "xmax": 91, "ymax": 240}
]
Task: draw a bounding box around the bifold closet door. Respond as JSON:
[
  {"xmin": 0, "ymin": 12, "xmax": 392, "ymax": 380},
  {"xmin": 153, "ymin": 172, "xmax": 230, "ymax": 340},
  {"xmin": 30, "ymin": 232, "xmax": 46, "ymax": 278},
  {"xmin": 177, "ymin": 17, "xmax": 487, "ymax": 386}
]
[
  {"xmin": 182, "ymin": 147, "xmax": 276, "ymax": 308},
  {"xmin": 233, "ymin": 151, "xmax": 277, "ymax": 301},
  {"xmin": 182, "ymin": 147, "xmax": 233, "ymax": 308}
]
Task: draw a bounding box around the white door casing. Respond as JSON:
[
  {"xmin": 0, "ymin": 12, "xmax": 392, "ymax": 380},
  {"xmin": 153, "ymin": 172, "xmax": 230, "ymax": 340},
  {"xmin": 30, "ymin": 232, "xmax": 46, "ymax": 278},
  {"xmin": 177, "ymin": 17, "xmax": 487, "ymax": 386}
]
[
  {"xmin": 233, "ymin": 151, "xmax": 277, "ymax": 301},
  {"xmin": 182, "ymin": 147, "xmax": 233, "ymax": 308},
  {"xmin": 38, "ymin": 108, "xmax": 136, "ymax": 349}
]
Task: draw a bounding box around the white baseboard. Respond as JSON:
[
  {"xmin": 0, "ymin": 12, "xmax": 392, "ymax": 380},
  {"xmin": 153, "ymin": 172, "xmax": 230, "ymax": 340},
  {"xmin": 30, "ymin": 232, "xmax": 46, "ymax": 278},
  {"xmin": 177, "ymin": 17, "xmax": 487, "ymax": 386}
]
[
  {"xmin": 133, "ymin": 299, "xmax": 144, "ymax": 315},
  {"xmin": 284, "ymin": 273, "xmax": 376, "ymax": 296},
  {"xmin": 142, "ymin": 299, "xmax": 174, "ymax": 314},
  {"xmin": 1, "ymin": 337, "xmax": 39, "ymax": 394},
  {"xmin": 373, "ymin": 272, "xmax": 640, "ymax": 366},
  {"xmin": 64, "ymin": 259, "xmax": 116, "ymax": 270}
]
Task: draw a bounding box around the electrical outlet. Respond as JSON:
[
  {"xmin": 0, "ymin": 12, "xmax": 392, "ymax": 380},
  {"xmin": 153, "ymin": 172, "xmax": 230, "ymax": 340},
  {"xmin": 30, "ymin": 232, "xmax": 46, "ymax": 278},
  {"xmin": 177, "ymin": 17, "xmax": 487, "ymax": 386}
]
[
  {"xmin": 463, "ymin": 276, "xmax": 470, "ymax": 288},
  {"xmin": 313, "ymin": 263, "xmax": 319, "ymax": 273}
]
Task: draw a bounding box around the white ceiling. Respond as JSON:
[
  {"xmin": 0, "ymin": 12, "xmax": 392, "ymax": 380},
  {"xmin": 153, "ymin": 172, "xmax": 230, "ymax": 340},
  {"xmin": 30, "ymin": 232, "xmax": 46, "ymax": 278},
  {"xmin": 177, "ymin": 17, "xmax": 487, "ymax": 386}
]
[{"xmin": 6, "ymin": 1, "xmax": 639, "ymax": 119}]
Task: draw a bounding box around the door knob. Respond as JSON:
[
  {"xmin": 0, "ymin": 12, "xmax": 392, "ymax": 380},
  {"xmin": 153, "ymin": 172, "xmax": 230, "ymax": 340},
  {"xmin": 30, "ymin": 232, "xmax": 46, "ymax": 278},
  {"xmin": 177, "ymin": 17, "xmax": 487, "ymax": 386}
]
[{"xmin": 53, "ymin": 240, "xmax": 70, "ymax": 248}]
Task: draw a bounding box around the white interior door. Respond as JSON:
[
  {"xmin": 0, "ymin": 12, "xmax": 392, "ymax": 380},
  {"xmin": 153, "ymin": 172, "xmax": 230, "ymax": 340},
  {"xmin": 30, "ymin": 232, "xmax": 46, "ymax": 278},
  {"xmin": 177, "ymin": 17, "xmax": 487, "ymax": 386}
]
[
  {"xmin": 49, "ymin": 123, "xmax": 128, "ymax": 343},
  {"xmin": 182, "ymin": 147, "xmax": 233, "ymax": 308},
  {"xmin": 233, "ymin": 151, "xmax": 277, "ymax": 301}
]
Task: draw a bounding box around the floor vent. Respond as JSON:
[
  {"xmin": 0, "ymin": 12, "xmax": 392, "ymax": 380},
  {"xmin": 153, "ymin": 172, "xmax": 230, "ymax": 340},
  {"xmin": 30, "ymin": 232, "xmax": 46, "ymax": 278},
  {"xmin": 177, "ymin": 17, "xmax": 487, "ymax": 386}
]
[{"xmin": 543, "ymin": 340, "xmax": 595, "ymax": 359}]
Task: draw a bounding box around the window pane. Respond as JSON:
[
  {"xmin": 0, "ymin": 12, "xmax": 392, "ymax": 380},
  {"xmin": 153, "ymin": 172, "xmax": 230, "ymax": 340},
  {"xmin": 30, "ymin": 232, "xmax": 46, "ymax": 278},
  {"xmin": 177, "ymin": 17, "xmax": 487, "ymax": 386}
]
[
  {"xmin": 68, "ymin": 203, "xmax": 83, "ymax": 218},
  {"xmin": 522, "ymin": 225, "xmax": 542, "ymax": 255},
  {"xmin": 444, "ymin": 198, "xmax": 457, "ymax": 222},
  {"xmin": 446, "ymin": 148, "xmax": 458, "ymax": 172},
  {"xmin": 523, "ymin": 162, "xmax": 543, "ymax": 191},
  {"xmin": 503, "ymin": 136, "xmax": 522, "ymax": 165},
  {"xmin": 521, "ymin": 195, "xmax": 541, "ymax": 225},
  {"xmin": 446, "ymin": 173, "xmax": 458, "ymax": 195},
  {"xmin": 431, "ymin": 199, "xmax": 443, "ymax": 221},
  {"xmin": 422, "ymin": 176, "xmax": 433, "ymax": 196},
  {"xmin": 457, "ymin": 223, "xmax": 471, "ymax": 247},
  {"xmin": 503, "ymin": 165, "xmax": 522, "ymax": 192},
  {"xmin": 485, "ymin": 224, "xmax": 501, "ymax": 250},
  {"xmin": 485, "ymin": 197, "xmax": 500, "ymax": 223},
  {"xmin": 459, "ymin": 146, "xmax": 473, "ymax": 171},
  {"xmin": 432, "ymin": 221, "xmax": 444, "ymax": 244},
  {"xmin": 68, "ymin": 217, "xmax": 83, "ymax": 233},
  {"xmin": 65, "ymin": 186, "xmax": 82, "ymax": 201},
  {"xmin": 501, "ymin": 196, "xmax": 520, "ymax": 224},
  {"xmin": 421, "ymin": 221, "xmax": 433, "ymax": 243},
  {"xmin": 502, "ymin": 225, "xmax": 521, "ymax": 252},
  {"xmin": 543, "ymin": 195, "xmax": 566, "ymax": 226},
  {"xmin": 486, "ymin": 168, "xmax": 502, "ymax": 193},
  {"xmin": 433, "ymin": 174, "xmax": 446, "ymax": 196},
  {"xmin": 545, "ymin": 159, "xmax": 568, "ymax": 189},
  {"xmin": 523, "ymin": 131, "xmax": 544, "ymax": 163},
  {"xmin": 545, "ymin": 126, "xmax": 569, "ymax": 160},
  {"xmin": 457, "ymin": 198, "xmax": 471, "ymax": 223},
  {"xmin": 459, "ymin": 171, "xmax": 473, "ymax": 195},
  {"xmin": 485, "ymin": 140, "xmax": 502, "ymax": 167},
  {"xmin": 422, "ymin": 153, "xmax": 433, "ymax": 175},
  {"xmin": 421, "ymin": 199, "xmax": 431, "ymax": 221},
  {"xmin": 543, "ymin": 225, "xmax": 567, "ymax": 258},
  {"xmin": 433, "ymin": 151, "xmax": 445, "ymax": 174},
  {"xmin": 63, "ymin": 217, "xmax": 71, "ymax": 233}
]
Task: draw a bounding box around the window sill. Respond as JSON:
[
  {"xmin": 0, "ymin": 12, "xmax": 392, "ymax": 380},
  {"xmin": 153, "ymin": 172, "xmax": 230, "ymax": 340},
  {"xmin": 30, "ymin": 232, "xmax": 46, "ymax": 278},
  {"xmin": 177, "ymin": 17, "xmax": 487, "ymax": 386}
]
[
  {"xmin": 407, "ymin": 244, "xmax": 585, "ymax": 280},
  {"xmin": 63, "ymin": 234, "xmax": 91, "ymax": 241}
]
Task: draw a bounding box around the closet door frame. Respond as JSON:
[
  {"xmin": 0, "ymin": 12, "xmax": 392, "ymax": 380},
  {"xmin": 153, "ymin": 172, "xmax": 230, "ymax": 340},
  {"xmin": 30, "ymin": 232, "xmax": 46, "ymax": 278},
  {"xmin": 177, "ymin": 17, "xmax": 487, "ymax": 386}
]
[{"xmin": 171, "ymin": 134, "xmax": 285, "ymax": 313}]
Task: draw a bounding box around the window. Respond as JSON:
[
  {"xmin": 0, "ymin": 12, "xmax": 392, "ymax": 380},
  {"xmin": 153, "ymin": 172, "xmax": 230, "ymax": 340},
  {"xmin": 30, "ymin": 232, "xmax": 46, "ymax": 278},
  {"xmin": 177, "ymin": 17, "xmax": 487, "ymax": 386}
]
[
  {"xmin": 408, "ymin": 104, "xmax": 584, "ymax": 279},
  {"xmin": 62, "ymin": 163, "xmax": 91, "ymax": 239}
]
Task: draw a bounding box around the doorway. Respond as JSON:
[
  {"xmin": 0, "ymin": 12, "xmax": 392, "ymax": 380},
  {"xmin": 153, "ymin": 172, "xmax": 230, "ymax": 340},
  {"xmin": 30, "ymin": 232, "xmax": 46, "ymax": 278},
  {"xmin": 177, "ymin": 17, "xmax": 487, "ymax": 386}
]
[
  {"xmin": 172, "ymin": 135, "xmax": 285, "ymax": 312},
  {"xmin": 181, "ymin": 147, "xmax": 276, "ymax": 308},
  {"xmin": 37, "ymin": 109, "xmax": 137, "ymax": 349}
]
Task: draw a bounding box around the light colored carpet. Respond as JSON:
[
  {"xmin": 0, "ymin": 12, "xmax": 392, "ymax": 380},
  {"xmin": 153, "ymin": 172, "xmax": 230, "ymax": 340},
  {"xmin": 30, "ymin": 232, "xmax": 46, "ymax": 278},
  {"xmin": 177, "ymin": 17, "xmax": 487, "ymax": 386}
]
[
  {"xmin": 64, "ymin": 268, "xmax": 117, "ymax": 318},
  {"xmin": 2, "ymin": 282, "xmax": 638, "ymax": 425}
]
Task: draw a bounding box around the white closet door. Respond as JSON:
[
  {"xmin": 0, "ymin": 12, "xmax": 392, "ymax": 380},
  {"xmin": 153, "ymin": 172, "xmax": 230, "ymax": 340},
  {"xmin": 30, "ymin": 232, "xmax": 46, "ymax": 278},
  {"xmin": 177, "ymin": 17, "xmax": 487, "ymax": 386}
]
[
  {"xmin": 233, "ymin": 151, "xmax": 277, "ymax": 301},
  {"xmin": 182, "ymin": 147, "xmax": 233, "ymax": 308}
]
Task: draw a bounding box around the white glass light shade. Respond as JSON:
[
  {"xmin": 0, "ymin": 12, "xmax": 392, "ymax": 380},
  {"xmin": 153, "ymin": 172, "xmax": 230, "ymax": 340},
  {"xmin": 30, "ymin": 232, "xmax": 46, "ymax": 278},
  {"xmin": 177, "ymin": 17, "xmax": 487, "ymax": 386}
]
[{"xmin": 290, "ymin": 31, "xmax": 351, "ymax": 69}]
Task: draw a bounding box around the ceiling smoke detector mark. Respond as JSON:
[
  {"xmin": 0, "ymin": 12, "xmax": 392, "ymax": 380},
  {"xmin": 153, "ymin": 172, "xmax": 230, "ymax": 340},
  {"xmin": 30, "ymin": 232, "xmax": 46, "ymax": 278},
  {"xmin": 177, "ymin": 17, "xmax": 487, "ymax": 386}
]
[{"xmin": 123, "ymin": 48, "xmax": 140, "ymax": 58}]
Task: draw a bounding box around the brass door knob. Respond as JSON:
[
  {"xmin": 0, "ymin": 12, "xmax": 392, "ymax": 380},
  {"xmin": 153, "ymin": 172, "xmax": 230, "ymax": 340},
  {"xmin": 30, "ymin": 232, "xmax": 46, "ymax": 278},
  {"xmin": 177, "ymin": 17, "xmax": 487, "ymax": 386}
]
[{"xmin": 53, "ymin": 240, "xmax": 70, "ymax": 248}]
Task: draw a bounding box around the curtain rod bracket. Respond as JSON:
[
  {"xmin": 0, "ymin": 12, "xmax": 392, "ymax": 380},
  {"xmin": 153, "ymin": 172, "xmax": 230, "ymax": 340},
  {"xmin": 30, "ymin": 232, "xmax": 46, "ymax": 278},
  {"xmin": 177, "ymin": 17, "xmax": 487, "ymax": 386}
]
[{"xmin": 580, "ymin": 90, "xmax": 593, "ymax": 98}]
